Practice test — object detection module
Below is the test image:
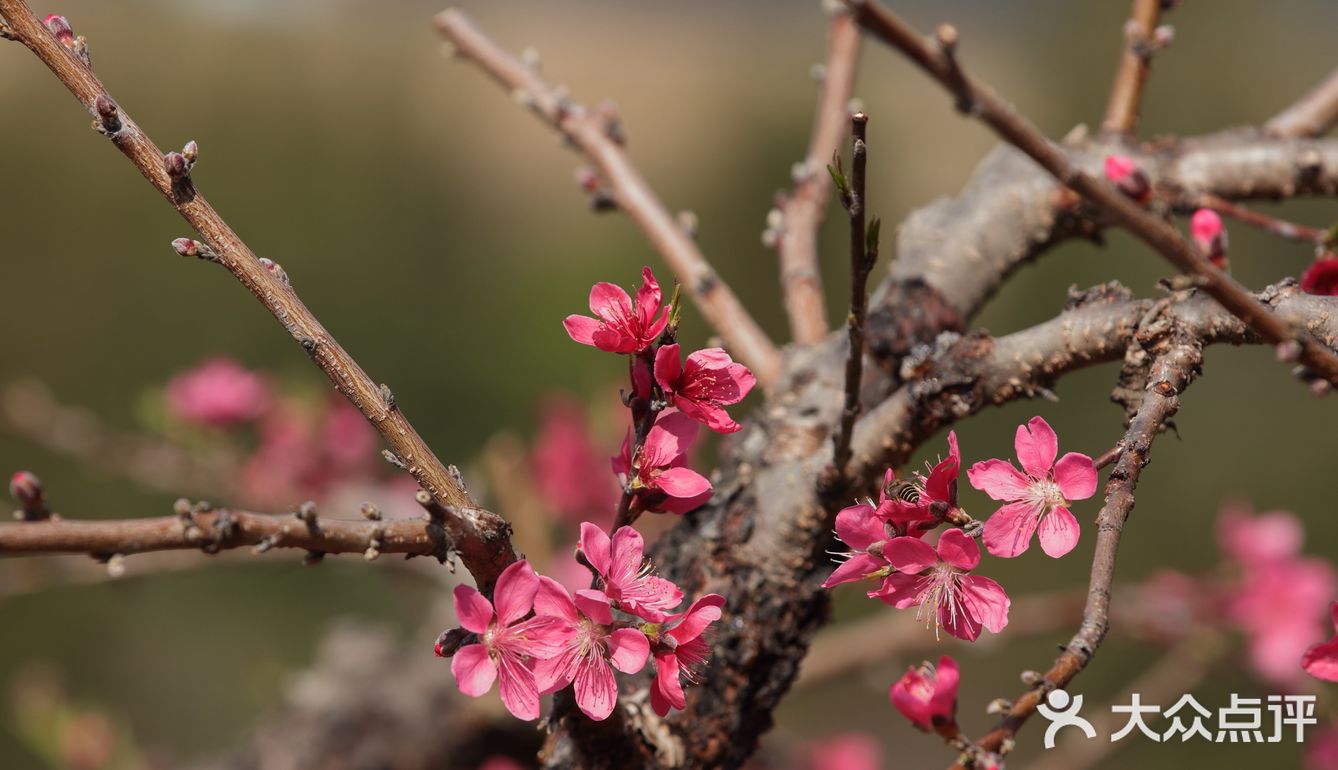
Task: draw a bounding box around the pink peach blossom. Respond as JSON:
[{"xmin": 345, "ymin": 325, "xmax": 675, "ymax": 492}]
[
  {"xmin": 612, "ymin": 410, "xmax": 712, "ymax": 514},
  {"xmin": 166, "ymin": 357, "xmax": 272, "ymax": 427},
  {"xmin": 1307, "ymin": 725, "xmax": 1338, "ymax": 770},
  {"xmin": 654, "ymin": 344, "xmax": 756, "ymax": 433},
  {"xmin": 823, "ymin": 499, "xmax": 895, "ymax": 589},
  {"xmin": 564, "ymin": 266, "xmax": 670, "ymax": 354},
  {"xmin": 445, "ymin": 560, "xmax": 567, "ymax": 721},
  {"xmin": 968, "ymin": 416, "xmax": 1097, "ymax": 559},
  {"xmin": 890, "ymin": 655, "xmax": 959, "ymax": 732},
  {"xmin": 1303, "ymin": 603, "xmax": 1338, "ymax": 682},
  {"xmin": 650, "ymin": 593, "xmax": 725, "ymax": 716},
  {"xmin": 870, "ymin": 529, "xmax": 1010, "ymax": 642},
  {"xmin": 532, "ymin": 578, "xmax": 650, "ymax": 721},
  {"xmin": 579, "ymin": 522, "xmax": 683, "ymax": 621}
]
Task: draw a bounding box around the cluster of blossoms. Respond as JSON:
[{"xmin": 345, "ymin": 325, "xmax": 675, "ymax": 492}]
[
  {"xmin": 1105, "ymin": 153, "xmax": 1338, "ymax": 295},
  {"xmin": 823, "ymin": 416, "xmax": 1097, "ymax": 732},
  {"xmin": 437, "ymin": 267, "xmax": 751, "ymax": 722},
  {"xmin": 437, "ymin": 526, "xmax": 723, "ymax": 721},
  {"xmin": 825, "ymin": 416, "xmax": 1096, "ymax": 645}
]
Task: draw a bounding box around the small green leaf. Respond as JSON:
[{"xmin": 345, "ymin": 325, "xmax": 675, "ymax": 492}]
[{"xmin": 866, "ymin": 216, "xmax": 882, "ymax": 256}]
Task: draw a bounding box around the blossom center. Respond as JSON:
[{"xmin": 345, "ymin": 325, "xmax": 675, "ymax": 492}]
[
  {"xmin": 1027, "ymin": 478, "xmax": 1068, "ymax": 513},
  {"xmin": 915, "ymin": 563, "xmax": 965, "ymax": 639}
]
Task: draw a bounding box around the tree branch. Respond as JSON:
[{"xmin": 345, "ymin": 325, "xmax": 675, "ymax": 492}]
[
  {"xmin": 828, "ymin": 114, "xmax": 876, "ymax": 482},
  {"xmin": 0, "ymin": 0, "xmax": 517, "ymax": 588},
  {"xmin": 1266, "ymin": 66, "xmax": 1338, "ymax": 139},
  {"xmin": 1100, "ymin": 0, "xmax": 1164, "ymax": 136},
  {"xmin": 434, "ymin": 9, "xmax": 783, "ymax": 388},
  {"xmin": 774, "ymin": 11, "xmax": 861, "ymax": 344},
  {"xmin": 0, "ymin": 505, "xmax": 453, "ymax": 561},
  {"xmin": 849, "ymin": 0, "xmax": 1338, "ymax": 386},
  {"xmin": 956, "ymin": 322, "xmax": 1205, "ymax": 766}
]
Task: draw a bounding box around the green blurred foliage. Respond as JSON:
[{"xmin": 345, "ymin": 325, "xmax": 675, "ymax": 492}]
[{"xmin": 1, "ymin": 0, "xmax": 1337, "ymax": 766}]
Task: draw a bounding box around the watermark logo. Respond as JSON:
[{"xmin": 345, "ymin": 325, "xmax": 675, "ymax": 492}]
[{"xmin": 1037, "ymin": 690, "xmax": 1317, "ymax": 746}]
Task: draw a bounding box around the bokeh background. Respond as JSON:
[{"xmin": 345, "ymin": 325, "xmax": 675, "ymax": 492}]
[{"xmin": 2, "ymin": 0, "xmax": 1337, "ymax": 767}]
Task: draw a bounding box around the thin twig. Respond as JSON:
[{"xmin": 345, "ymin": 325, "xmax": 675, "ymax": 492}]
[
  {"xmin": 829, "ymin": 114, "xmax": 878, "ymax": 481},
  {"xmin": 775, "ymin": 11, "xmax": 861, "ymax": 344},
  {"xmin": 848, "ymin": 0, "xmax": 1338, "ymax": 386},
  {"xmin": 0, "ymin": 0, "xmax": 518, "ymax": 589},
  {"xmin": 435, "ymin": 9, "xmax": 782, "ymax": 389},
  {"xmin": 1101, "ymin": 0, "xmax": 1164, "ymax": 136},
  {"xmin": 957, "ymin": 331, "xmax": 1203, "ymax": 766},
  {"xmin": 0, "ymin": 507, "xmax": 451, "ymax": 560},
  {"xmin": 1198, "ymin": 193, "xmax": 1328, "ymax": 245},
  {"xmin": 1266, "ymin": 66, "xmax": 1338, "ymax": 139}
]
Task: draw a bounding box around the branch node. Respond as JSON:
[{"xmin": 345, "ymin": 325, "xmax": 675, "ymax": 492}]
[{"xmin": 92, "ymin": 94, "xmax": 121, "ymax": 135}]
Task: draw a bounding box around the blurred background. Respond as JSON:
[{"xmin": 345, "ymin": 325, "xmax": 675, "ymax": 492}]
[{"xmin": 2, "ymin": 0, "xmax": 1338, "ymax": 767}]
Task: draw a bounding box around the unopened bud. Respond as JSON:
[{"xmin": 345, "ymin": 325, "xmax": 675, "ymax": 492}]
[
  {"xmin": 573, "ymin": 166, "xmax": 600, "ymax": 194},
  {"xmin": 1103, "ymin": 154, "xmax": 1151, "ymax": 203},
  {"xmin": 258, "ymin": 257, "xmax": 290, "ymax": 286},
  {"xmin": 985, "ymin": 698, "xmax": 1012, "ymax": 715},
  {"xmin": 1276, "ymin": 339, "xmax": 1303, "ymax": 362},
  {"xmin": 359, "ymin": 502, "xmax": 381, "ymax": 521},
  {"xmin": 1190, "ymin": 208, "xmax": 1228, "ymax": 268},
  {"xmin": 164, "ymin": 152, "xmax": 188, "ymax": 179},
  {"xmin": 9, "ymin": 470, "xmax": 45, "ymax": 511},
  {"xmin": 93, "ymin": 94, "xmax": 121, "ymax": 132},
  {"xmin": 172, "ymin": 238, "xmax": 203, "ymax": 257},
  {"xmin": 294, "ymin": 500, "xmax": 318, "ymax": 524},
  {"xmin": 44, "ymin": 14, "xmax": 74, "ymax": 47},
  {"xmin": 182, "ymin": 140, "xmax": 199, "ymax": 166},
  {"xmin": 434, "ymin": 627, "xmax": 471, "ymax": 658},
  {"xmin": 1152, "ymin": 25, "xmax": 1176, "ymax": 48},
  {"xmin": 1310, "ymin": 378, "xmax": 1333, "ymax": 398},
  {"xmin": 1020, "ymin": 670, "xmax": 1045, "ymax": 686},
  {"xmin": 105, "ymin": 554, "xmax": 126, "ymax": 578}
]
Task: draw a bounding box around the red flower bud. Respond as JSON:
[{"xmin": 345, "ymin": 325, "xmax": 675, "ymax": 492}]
[
  {"xmin": 172, "ymin": 238, "xmax": 201, "ymax": 257},
  {"xmin": 164, "ymin": 152, "xmax": 189, "ymax": 179},
  {"xmin": 44, "ymin": 14, "xmax": 74, "ymax": 47},
  {"xmin": 1103, "ymin": 154, "xmax": 1151, "ymax": 203},
  {"xmin": 9, "ymin": 470, "xmax": 49, "ymax": 520}
]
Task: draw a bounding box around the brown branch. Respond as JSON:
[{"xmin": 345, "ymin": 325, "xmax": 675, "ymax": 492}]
[
  {"xmin": 828, "ymin": 114, "xmax": 877, "ymax": 481},
  {"xmin": 957, "ymin": 325, "xmax": 1204, "ymax": 766},
  {"xmin": 0, "ymin": 505, "xmax": 451, "ymax": 560},
  {"xmin": 0, "ymin": 0, "xmax": 517, "ymax": 589},
  {"xmin": 1198, "ymin": 192, "xmax": 1328, "ymax": 245},
  {"xmin": 1266, "ymin": 66, "xmax": 1338, "ymax": 139},
  {"xmin": 434, "ymin": 9, "xmax": 782, "ymax": 389},
  {"xmin": 1100, "ymin": 0, "xmax": 1164, "ymax": 136},
  {"xmin": 775, "ymin": 11, "xmax": 861, "ymax": 344},
  {"xmin": 849, "ymin": 0, "xmax": 1338, "ymax": 386}
]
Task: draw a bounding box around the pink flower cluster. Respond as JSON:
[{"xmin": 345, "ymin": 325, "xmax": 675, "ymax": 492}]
[
  {"xmin": 821, "ymin": 417, "xmax": 1100, "ymax": 730},
  {"xmin": 165, "ymin": 357, "xmax": 272, "ymax": 427},
  {"xmin": 437, "ymin": 522, "xmax": 723, "ymax": 722},
  {"xmin": 565, "ymin": 266, "xmax": 755, "ymax": 516}
]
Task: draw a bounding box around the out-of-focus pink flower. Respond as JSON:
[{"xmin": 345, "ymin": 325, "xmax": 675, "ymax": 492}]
[
  {"xmin": 654, "ymin": 344, "xmax": 755, "ymax": 433},
  {"xmin": 650, "ymin": 593, "xmax": 724, "ymax": 716},
  {"xmin": 890, "ymin": 656, "xmax": 959, "ymax": 732},
  {"xmin": 968, "ymin": 416, "xmax": 1097, "ymax": 559},
  {"xmin": 801, "ymin": 732, "xmax": 882, "ymax": 770},
  {"xmin": 533, "ymin": 578, "xmax": 649, "ymax": 721},
  {"xmin": 530, "ymin": 395, "xmax": 619, "ymax": 524},
  {"xmin": 1217, "ymin": 502, "xmax": 1304, "ymax": 566},
  {"xmin": 166, "ymin": 357, "xmax": 272, "ymax": 427},
  {"xmin": 564, "ymin": 266, "xmax": 670, "ymax": 354},
  {"xmin": 1218, "ymin": 505, "xmax": 1337, "ymax": 687},
  {"xmin": 444, "ymin": 560, "xmax": 567, "ymax": 721},
  {"xmin": 871, "ymin": 529, "xmax": 1010, "ymax": 642},
  {"xmin": 477, "ymin": 758, "xmax": 526, "ymax": 770},
  {"xmin": 1301, "ymin": 255, "xmax": 1338, "ymax": 296},
  {"xmin": 612, "ymin": 410, "xmax": 712, "ymax": 514},
  {"xmin": 1190, "ymin": 208, "xmax": 1228, "ymax": 269},
  {"xmin": 239, "ymin": 398, "xmax": 378, "ymax": 506},
  {"xmin": 1307, "ymin": 725, "xmax": 1338, "ymax": 770},
  {"xmin": 579, "ymin": 522, "xmax": 682, "ymax": 621},
  {"xmin": 1103, "ymin": 154, "xmax": 1150, "ymax": 203},
  {"xmin": 1304, "ymin": 603, "xmax": 1338, "ymax": 682}
]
